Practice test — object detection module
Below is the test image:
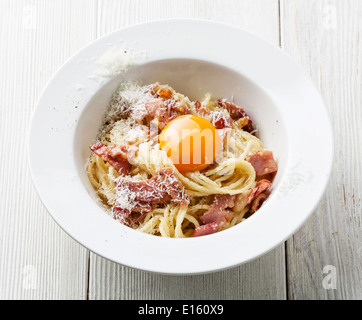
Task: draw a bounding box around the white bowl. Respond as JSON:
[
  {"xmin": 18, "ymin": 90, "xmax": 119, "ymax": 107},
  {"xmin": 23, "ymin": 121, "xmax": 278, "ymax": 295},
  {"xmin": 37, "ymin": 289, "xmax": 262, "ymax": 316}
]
[{"xmin": 28, "ymin": 19, "xmax": 333, "ymax": 275}]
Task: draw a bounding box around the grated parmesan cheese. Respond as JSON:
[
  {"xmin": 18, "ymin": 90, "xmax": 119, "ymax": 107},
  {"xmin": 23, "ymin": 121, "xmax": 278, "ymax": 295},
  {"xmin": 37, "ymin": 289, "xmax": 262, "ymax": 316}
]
[
  {"xmin": 94, "ymin": 81, "xmax": 157, "ymax": 144},
  {"xmin": 103, "ymin": 81, "xmax": 155, "ymax": 123},
  {"xmin": 113, "ymin": 183, "xmax": 137, "ymax": 213},
  {"xmin": 95, "ymin": 47, "xmax": 137, "ymax": 77},
  {"xmin": 110, "ymin": 118, "xmax": 148, "ymax": 145}
]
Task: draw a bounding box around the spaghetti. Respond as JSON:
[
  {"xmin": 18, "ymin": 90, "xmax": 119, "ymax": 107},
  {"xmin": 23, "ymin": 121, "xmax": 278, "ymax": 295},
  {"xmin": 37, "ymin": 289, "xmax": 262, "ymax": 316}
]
[{"xmin": 86, "ymin": 81, "xmax": 278, "ymax": 237}]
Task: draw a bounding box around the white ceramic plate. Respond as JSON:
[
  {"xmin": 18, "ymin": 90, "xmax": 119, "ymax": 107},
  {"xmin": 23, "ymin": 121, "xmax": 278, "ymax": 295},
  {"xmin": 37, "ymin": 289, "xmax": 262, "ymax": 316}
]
[{"xmin": 28, "ymin": 19, "xmax": 333, "ymax": 275}]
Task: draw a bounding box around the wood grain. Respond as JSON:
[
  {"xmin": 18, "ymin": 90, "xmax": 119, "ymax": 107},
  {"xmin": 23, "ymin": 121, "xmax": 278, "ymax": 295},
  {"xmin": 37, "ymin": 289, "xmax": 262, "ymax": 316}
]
[
  {"xmin": 281, "ymin": 0, "xmax": 362, "ymax": 299},
  {"xmin": 0, "ymin": 0, "xmax": 97, "ymax": 299}
]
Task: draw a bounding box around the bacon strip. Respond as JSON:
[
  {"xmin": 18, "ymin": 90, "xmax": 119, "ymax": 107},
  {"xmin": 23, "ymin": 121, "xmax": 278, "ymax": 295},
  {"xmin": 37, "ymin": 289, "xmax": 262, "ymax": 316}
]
[
  {"xmin": 90, "ymin": 142, "xmax": 132, "ymax": 175},
  {"xmin": 113, "ymin": 168, "xmax": 190, "ymax": 226},
  {"xmin": 217, "ymin": 99, "xmax": 249, "ymax": 119},
  {"xmin": 194, "ymin": 194, "xmax": 236, "ymax": 237},
  {"xmin": 200, "ymin": 194, "xmax": 235, "ymax": 225},
  {"xmin": 133, "ymin": 98, "xmax": 190, "ymax": 130},
  {"xmin": 113, "ymin": 209, "xmax": 148, "ymax": 228},
  {"xmin": 246, "ymin": 151, "xmax": 278, "ymax": 177},
  {"xmin": 194, "ymin": 101, "xmax": 232, "ymax": 129},
  {"xmin": 217, "ymin": 99, "xmax": 253, "ymax": 132},
  {"xmin": 132, "ymin": 98, "xmax": 166, "ymax": 123},
  {"xmin": 247, "ymin": 179, "xmax": 271, "ymax": 204},
  {"xmin": 157, "ymin": 88, "xmax": 173, "ymax": 99},
  {"xmin": 250, "ymin": 193, "xmax": 269, "ymax": 214},
  {"xmin": 247, "ymin": 179, "xmax": 272, "ymax": 214},
  {"xmin": 165, "ymin": 100, "xmax": 191, "ymax": 123},
  {"xmin": 118, "ymin": 167, "xmax": 189, "ymax": 206},
  {"xmin": 213, "ymin": 113, "xmax": 232, "ymax": 129},
  {"xmin": 193, "ymin": 222, "xmax": 219, "ymax": 237}
]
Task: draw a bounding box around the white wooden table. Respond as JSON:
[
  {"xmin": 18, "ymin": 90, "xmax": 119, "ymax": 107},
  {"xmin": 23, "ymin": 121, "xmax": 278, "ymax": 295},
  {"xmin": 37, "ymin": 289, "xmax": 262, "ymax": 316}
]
[{"xmin": 1, "ymin": 0, "xmax": 361, "ymax": 300}]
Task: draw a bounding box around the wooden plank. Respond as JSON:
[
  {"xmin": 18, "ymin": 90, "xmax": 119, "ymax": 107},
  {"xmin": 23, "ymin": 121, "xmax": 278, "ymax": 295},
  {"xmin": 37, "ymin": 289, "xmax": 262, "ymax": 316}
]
[
  {"xmin": 281, "ymin": 0, "xmax": 362, "ymax": 299},
  {"xmin": 89, "ymin": 0, "xmax": 286, "ymax": 300},
  {"xmin": 0, "ymin": 0, "xmax": 97, "ymax": 299},
  {"xmin": 88, "ymin": 249, "xmax": 286, "ymax": 300}
]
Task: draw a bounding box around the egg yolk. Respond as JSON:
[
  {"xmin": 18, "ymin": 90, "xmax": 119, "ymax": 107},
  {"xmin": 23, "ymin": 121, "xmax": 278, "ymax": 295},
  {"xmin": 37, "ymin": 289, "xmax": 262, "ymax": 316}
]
[{"xmin": 160, "ymin": 115, "xmax": 222, "ymax": 173}]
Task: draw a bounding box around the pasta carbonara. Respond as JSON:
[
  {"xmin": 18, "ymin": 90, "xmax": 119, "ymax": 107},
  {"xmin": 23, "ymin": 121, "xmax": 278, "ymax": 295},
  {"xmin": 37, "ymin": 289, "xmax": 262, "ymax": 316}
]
[{"xmin": 86, "ymin": 81, "xmax": 278, "ymax": 237}]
